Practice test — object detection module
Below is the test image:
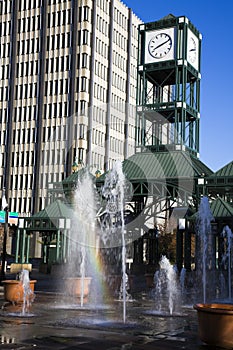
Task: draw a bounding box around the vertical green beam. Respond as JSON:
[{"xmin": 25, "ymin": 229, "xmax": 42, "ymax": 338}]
[
  {"xmin": 142, "ymin": 71, "xmax": 147, "ymax": 146},
  {"xmin": 25, "ymin": 234, "xmax": 30, "ymax": 263},
  {"xmin": 15, "ymin": 229, "xmax": 20, "ymax": 263},
  {"xmin": 196, "ymin": 78, "xmax": 201, "ymax": 153},
  {"xmin": 20, "ymin": 229, "xmax": 26, "ymax": 264},
  {"xmin": 56, "ymin": 230, "xmax": 60, "ymax": 263},
  {"xmin": 62, "ymin": 230, "xmax": 67, "ymax": 263},
  {"xmin": 183, "ymin": 66, "xmax": 187, "ymax": 147}
]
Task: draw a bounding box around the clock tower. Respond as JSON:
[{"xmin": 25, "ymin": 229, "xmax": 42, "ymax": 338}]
[{"xmin": 136, "ymin": 14, "xmax": 202, "ymax": 157}]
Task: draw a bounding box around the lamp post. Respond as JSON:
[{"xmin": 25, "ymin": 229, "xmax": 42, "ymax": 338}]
[{"xmin": 0, "ymin": 190, "xmax": 8, "ymax": 281}]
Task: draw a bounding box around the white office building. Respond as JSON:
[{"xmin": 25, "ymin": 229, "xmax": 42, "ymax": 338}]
[{"xmin": 0, "ymin": 0, "xmax": 141, "ymax": 215}]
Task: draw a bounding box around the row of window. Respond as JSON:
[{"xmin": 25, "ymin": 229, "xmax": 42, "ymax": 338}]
[
  {"xmin": 16, "ymin": 60, "xmax": 39, "ymax": 77},
  {"xmin": 112, "ymin": 72, "xmax": 126, "ymax": 91},
  {"xmin": 95, "ymin": 60, "xmax": 107, "ymax": 80},
  {"xmin": 0, "ymin": 20, "xmax": 11, "ymax": 37},
  {"xmin": 92, "ymin": 129, "xmax": 104, "ymax": 146},
  {"xmin": 0, "ymin": 86, "xmax": 8, "ymax": 101},
  {"xmin": 0, "ymin": 64, "xmax": 9, "ymax": 80},
  {"xmin": 114, "ymin": 8, "xmax": 128, "ymax": 30},
  {"xmin": 15, "ymin": 82, "xmax": 38, "ymax": 99},
  {"xmin": 94, "ymin": 82, "xmax": 106, "ymax": 102},
  {"xmin": 113, "ymin": 29, "xmax": 128, "ymax": 52},
  {"xmin": 47, "ymin": 32, "xmax": 70, "ymax": 51},
  {"xmin": 17, "ymin": 38, "xmax": 40, "ymax": 56},
  {"xmin": 95, "ymin": 37, "xmax": 108, "ymax": 58},
  {"xmin": 92, "ymin": 106, "xmax": 106, "ymax": 125},
  {"xmin": 47, "ymin": 9, "xmax": 71, "ymax": 27},
  {"xmin": 45, "ymin": 79, "xmax": 69, "ymax": 96},
  {"xmin": 0, "ymin": 42, "xmax": 10, "ymax": 58},
  {"xmin": 96, "ymin": 14, "xmax": 109, "ymax": 36},
  {"xmin": 92, "ymin": 152, "xmax": 104, "ymax": 172},
  {"xmin": 43, "ymin": 102, "xmax": 68, "ymax": 119},
  {"xmin": 7, "ymin": 193, "xmax": 33, "ymax": 216},
  {"xmin": 0, "ymin": 1, "xmax": 12, "ymax": 15},
  {"xmin": 96, "ymin": 0, "xmax": 109, "ymax": 14},
  {"xmin": 11, "ymin": 150, "xmax": 35, "ymax": 167},
  {"xmin": 41, "ymin": 148, "xmax": 66, "ymax": 165},
  {"xmin": 13, "ymin": 105, "xmax": 37, "ymax": 122},
  {"xmin": 110, "ymin": 114, "xmax": 124, "ymax": 133},
  {"xmin": 12, "ymin": 128, "xmax": 36, "ymax": 145},
  {"xmin": 112, "ymin": 50, "xmax": 126, "ymax": 71},
  {"xmin": 42, "ymin": 125, "xmax": 66, "ymax": 142},
  {"xmin": 17, "ymin": 16, "xmax": 40, "ymax": 33},
  {"xmin": 110, "ymin": 135, "xmax": 124, "ymax": 154},
  {"xmin": 45, "ymin": 56, "xmax": 70, "ymax": 73},
  {"xmin": 20, "ymin": 0, "xmax": 39, "ymax": 10}
]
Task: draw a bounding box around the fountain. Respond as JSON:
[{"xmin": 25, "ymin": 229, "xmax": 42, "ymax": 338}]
[
  {"xmin": 100, "ymin": 160, "xmax": 128, "ymax": 323},
  {"xmin": 149, "ymin": 256, "xmax": 182, "ymax": 316},
  {"xmin": 195, "ymin": 196, "xmax": 214, "ymax": 303},
  {"xmin": 2, "ymin": 269, "xmax": 36, "ymax": 315},
  {"xmin": 63, "ymin": 170, "xmax": 97, "ymax": 307},
  {"xmin": 220, "ymin": 225, "xmax": 233, "ymax": 300}
]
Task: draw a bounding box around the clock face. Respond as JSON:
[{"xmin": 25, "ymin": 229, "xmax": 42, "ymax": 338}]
[
  {"xmin": 144, "ymin": 27, "xmax": 176, "ymax": 64},
  {"xmin": 188, "ymin": 37, "xmax": 197, "ymax": 63},
  {"xmin": 148, "ymin": 33, "xmax": 172, "ymax": 59},
  {"xmin": 187, "ymin": 29, "xmax": 199, "ymax": 70}
]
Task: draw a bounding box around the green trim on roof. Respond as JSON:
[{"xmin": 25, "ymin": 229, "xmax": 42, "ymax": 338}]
[
  {"xmin": 122, "ymin": 151, "xmax": 213, "ymax": 181},
  {"xmin": 210, "ymin": 198, "xmax": 233, "ymax": 218},
  {"xmin": 211, "ymin": 161, "xmax": 233, "ymax": 178},
  {"xmin": 30, "ymin": 199, "xmax": 74, "ymax": 219},
  {"xmin": 62, "ymin": 168, "xmax": 94, "ymax": 186}
]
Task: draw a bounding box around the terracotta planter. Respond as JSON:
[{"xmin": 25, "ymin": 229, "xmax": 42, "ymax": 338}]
[
  {"xmin": 2, "ymin": 280, "xmax": 37, "ymax": 304},
  {"xmin": 194, "ymin": 303, "xmax": 233, "ymax": 349},
  {"xmin": 145, "ymin": 273, "xmax": 154, "ymax": 288},
  {"xmin": 65, "ymin": 277, "xmax": 92, "ymax": 297}
]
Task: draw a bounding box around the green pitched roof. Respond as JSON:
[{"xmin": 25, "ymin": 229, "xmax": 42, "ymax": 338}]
[
  {"xmin": 210, "ymin": 198, "xmax": 233, "ymax": 218},
  {"xmin": 122, "ymin": 151, "xmax": 213, "ymax": 181},
  {"xmin": 211, "ymin": 161, "xmax": 233, "ymax": 178},
  {"xmin": 62, "ymin": 168, "xmax": 94, "ymax": 186},
  {"xmin": 31, "ymin": 199, "xmax": 74, "ymax": 219}
]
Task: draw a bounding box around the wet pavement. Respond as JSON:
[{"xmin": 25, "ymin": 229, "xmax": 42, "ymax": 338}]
[{"xmin": 0, "ymin": 270, "xmax": 217, "ymax": 350}]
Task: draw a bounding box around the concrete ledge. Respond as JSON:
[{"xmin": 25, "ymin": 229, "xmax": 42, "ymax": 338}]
[{"xmin": 10, "ymin": 263, "xmax": 32, "ymax": 274}]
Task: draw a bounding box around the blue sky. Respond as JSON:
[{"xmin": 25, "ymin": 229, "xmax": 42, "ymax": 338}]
[{"xmin": 123, "ymin": 0, "xmax": 233, "ymax": 172}]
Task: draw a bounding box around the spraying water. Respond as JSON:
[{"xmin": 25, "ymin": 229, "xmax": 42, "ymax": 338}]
[
  {"xmin": 153, "ymin": 256, "xmax": 181, "ymax": 315},
  {"xmin": 67, "ymin": 170, "xmax": 97, "ymax": 307},
  {"xmin": 196, "ymin": 196, "xmax": 214, "ymax": 303},
  {"xmin": 221, "ymin": 225, "xmax": 233, "ymax": 300},
  {"xmin": 101, "ymin": 160, "xmax": 127, "ymax": 323},
  {"xmin": 19, "ymin": 270, "xmax": 35, "ymax": 315}
]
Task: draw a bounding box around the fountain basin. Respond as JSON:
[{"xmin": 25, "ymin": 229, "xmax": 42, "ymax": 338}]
[
  {"xmin": 194, "ymin": 303, "xmax": 233, "ymax": 349},
  {"xmin": 65, "ymin": 277, "xmax": 92, "ymax": 297},
  {"xmin": 2, "ymin": 280, "xmax": 37, "ymax": 304}
]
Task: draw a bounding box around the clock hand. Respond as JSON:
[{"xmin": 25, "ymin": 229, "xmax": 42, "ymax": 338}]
[
  {"xmin": 189, "ymin": 48, "xmax": 196, "ymax": 52},
  {"xmin": 152, "ymin": 38, "xmax": 171, "ymax": 52}
]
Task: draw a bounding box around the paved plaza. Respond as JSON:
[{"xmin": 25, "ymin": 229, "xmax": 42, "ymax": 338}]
[{"xmin": 0, "ymin": 270, "xmax": 211, "ymax": 350}]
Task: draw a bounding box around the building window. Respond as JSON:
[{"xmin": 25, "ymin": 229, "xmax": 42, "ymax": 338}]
[
  {"xmin": 79, "ymin": 124, "xmax": 85, "ymax": 139},
  {"xmin": 82, "ymin": 30, "xmax": 89, "ymax": 45},
  {"xmin": 80, "ymin": 100, "xmax": 87, "ymax": 114},
  {"xmin": 80, "ymin": 77, "xmax": 87, "ymax": 92},
  {"xmin": 81, "ymin": 53, "xmax": 88, "ymax": 68},
  {"xmin": 83, "ymin": 6, "xmax": 89, "ymax": 21}
]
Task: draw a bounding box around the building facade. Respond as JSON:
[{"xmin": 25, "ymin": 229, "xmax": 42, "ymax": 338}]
[{"xmin": 0, "ymin": 0, "xmax": 141, "ymax": 216}]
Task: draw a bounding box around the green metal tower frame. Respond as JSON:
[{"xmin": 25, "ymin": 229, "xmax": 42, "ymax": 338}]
[{"xmin": 136, "ymin": 14, "xmax": 202, "ymax": 157}]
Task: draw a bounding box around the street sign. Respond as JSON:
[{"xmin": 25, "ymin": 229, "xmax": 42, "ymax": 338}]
[
  {"xmin": 8, "ymin": 212, "xmax": 18, "ymax": 225},
  {"xmin": 0, "ymin": 211, "xmax": 5, "ymax": 223}
]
